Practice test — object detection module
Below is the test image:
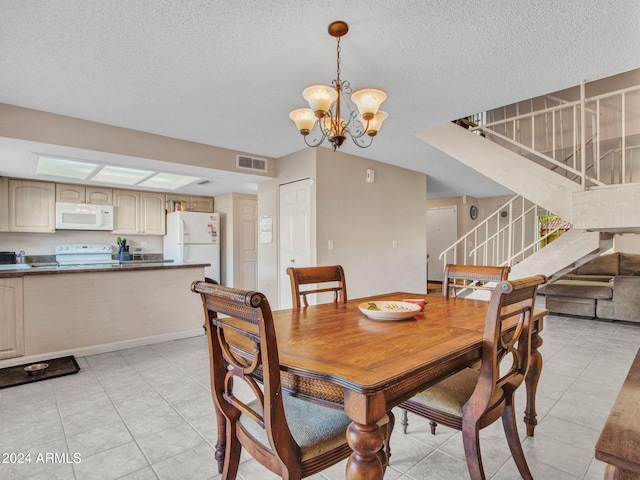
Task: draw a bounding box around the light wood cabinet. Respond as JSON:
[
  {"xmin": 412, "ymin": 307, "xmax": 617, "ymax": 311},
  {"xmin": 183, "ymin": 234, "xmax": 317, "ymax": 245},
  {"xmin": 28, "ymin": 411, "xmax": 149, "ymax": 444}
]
[
  {"xmin": 113, "ymin": 189, "xmax": 166, "ymax": 235},
  {"xmin": 166, "ymin": 194, "xmax": 214, "ymax": 212},
  {"xmin": 0, "ymin": 177, "xmax": 8, "ymax": 232},
  {"xmin": 56, "ymin": 183, "xmax": 85, "ymax": 203},
  {"xmin": 113, "ymin": 189, "xmax": 140, "ymax": 234},
  {"xmin": 8, "ymin": 179, "xmax": 56, "ymax": 233},
  {"xmin": 56, "ymin": 183, "xmax": 112, "ymax": 205},
  {"xmin": 140, "ymin": 192, "xmax": 166, "ymax": 235},
  {"xmin": 190, "ymin": 195, "xmax": 214, "ymax": 212},
  {"xmin": 0, "ymin": 278, "xmax": 24, "ymax": 360},
  {"xmin": 86, "ymin": 187, "xmax": 113, "ymax": 205}
]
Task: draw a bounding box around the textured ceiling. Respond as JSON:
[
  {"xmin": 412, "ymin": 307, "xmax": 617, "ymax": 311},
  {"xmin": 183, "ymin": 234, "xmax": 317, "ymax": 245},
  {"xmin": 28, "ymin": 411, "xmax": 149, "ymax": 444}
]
[{"xmin": 0, "ymin": 1, "xmax": 639, "ymax": 198}]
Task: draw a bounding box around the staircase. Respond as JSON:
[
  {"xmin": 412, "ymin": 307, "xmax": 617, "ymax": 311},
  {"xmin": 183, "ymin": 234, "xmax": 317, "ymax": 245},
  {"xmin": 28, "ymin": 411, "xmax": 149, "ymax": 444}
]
[{"xmin": 419, "ymin": 73, "xmax": 640, "ymax": 281}]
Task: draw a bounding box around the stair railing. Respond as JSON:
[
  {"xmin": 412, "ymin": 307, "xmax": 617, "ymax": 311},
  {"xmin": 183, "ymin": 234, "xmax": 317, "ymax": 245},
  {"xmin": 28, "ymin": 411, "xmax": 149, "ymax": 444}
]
[
  {"xmin": 599, "ymin": 144, "xmax": 640, "ymax": 184},
  {"xmin": 439, "ymin": 195, "xmax": 567, "ymax": 269},
  {"xmin": 468, "ymin": 84, "xmax": 640, "ymax": 190}
]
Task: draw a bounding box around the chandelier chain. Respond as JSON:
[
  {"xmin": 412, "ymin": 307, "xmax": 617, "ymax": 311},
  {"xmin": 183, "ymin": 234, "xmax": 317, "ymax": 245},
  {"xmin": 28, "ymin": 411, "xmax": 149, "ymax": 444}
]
[{"xmin": 336, "ymin": 36, "xmax": 341, "ymax": 82}]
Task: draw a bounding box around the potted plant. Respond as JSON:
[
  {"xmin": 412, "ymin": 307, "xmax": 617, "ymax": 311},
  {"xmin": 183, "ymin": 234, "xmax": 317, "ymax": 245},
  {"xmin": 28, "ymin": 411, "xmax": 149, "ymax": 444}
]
[{"xmin": 117, "ymin": 237, "xmax": 130, "ymax": 261}]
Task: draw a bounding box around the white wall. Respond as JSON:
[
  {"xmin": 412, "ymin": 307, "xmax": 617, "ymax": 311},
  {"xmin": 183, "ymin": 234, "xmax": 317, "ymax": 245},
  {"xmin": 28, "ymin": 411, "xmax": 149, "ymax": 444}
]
[
  {"xmin": 257, "ymin": 147, "xmax": 427, "ymax": 307},
  {"xmin": 316, "ymin": 148, "xmax": 427, "ymax": 297}
]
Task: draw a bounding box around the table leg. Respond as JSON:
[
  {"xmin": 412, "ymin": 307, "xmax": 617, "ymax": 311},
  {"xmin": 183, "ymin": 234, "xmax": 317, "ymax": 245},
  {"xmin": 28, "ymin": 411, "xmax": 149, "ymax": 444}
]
[
  {"xmin": 345, "ymin": 421, "xmax": 386, "ymax": 479},
  {"xmin": 343, "ymin": 391, "xmax": 386, "ymax": 480},
  {"xmin": 524, "ymin": 330, "xmax": 543, "ymax": 436}
]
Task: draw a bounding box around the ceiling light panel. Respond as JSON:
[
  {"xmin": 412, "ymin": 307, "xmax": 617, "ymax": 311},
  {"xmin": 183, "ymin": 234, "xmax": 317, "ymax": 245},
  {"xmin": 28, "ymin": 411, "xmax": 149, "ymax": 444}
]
[
  {"xmin": 36, "ymin": 156, "xmax": 100, "ymax": 179},
  {"xmin": 91, "ymin": 166, "xmax": 154, "ymax": 185},
  {"xmin": 138, "ymin": 172, "xmax": 202, "ymax": 190}
]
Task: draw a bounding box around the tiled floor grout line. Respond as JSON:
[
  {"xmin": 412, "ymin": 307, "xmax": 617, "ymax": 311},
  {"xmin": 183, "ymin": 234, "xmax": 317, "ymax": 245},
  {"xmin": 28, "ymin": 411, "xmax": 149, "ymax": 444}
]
[
  {"xmin": 572, "ymin": 319, "xmax": 626, "ymax": 480},
  {"xmin": 115, "ymin": 346, "xmax": 224, "ymax": 477},
  {"xmin": 532, "ymin": 333, "xmax": 605, "ymax": 479},
  {"xmin": 52, "ymin": 380, "xmax": 80, "ymax": 480},
  {"xmin": 531, "ymin": 316, "xmax": 630, "ymax": 480},
  {"xmin": 82, "ymin": 356, "xmax": 163, "ymax": 480},
  {"xmin": 488, "ymin": 451, "xmax": 513, "ymax": 480},
  {"xmin": 139, "ymin": 345, "xmax": 218, "ymax": 447},
  {"xmin": 147, "ymin": 342, "xmax": 212, "ymax": 391}
]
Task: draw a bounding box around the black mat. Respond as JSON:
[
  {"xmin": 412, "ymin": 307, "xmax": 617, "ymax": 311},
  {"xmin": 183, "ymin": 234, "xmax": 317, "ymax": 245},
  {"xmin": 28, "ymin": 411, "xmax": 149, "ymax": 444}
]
[{"xmin": 0, "ymin": 356, "xmax": 80, "ymax": 389}]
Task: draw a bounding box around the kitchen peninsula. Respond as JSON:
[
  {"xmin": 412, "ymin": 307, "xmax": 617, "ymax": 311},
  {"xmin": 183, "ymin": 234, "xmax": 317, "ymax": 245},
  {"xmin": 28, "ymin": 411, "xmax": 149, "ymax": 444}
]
[{"xmin": 0, "ymin": 262, "xmax": 208, "ymax": 366}]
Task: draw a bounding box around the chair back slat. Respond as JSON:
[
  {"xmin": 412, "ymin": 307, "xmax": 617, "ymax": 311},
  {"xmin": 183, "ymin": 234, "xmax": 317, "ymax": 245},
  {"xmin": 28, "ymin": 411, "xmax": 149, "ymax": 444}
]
[
  {"xmin": 286, "ymin": 265, "xmax": 347, "ymax": 308},
  {"xmin": 443, "ymin": 264, "xmax": 510, "ymax": 299},
  {"xmin": 467, "ymin": 275, "xmax": 547, "ymax": 418}
]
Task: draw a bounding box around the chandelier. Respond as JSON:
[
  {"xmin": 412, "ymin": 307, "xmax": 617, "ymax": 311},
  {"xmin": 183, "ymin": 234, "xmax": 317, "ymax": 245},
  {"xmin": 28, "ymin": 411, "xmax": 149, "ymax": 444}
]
[{"xmin": 289, "ymin": 21, "xmax": 388, "ymax": 151}]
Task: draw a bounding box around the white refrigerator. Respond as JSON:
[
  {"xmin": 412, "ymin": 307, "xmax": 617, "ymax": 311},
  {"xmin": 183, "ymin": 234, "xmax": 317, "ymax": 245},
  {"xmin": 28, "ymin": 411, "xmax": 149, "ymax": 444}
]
[{"xmin": 164, "ymin": 211, "xmax": 221, "ymax": 283}]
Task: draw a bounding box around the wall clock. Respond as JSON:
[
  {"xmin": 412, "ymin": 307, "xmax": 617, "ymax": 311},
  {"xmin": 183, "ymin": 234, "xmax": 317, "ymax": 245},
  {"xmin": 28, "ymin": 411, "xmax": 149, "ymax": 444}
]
[{"xmin": 469, "ymin": 205, "xmax": 478, "ymax": 220}]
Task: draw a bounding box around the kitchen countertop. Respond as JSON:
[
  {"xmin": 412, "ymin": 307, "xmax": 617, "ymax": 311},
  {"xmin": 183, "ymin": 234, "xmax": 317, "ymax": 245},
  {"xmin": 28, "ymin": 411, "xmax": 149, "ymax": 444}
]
[{"xmin": 0, "ymin": 261, "xmax": 210, "ymax": 277}]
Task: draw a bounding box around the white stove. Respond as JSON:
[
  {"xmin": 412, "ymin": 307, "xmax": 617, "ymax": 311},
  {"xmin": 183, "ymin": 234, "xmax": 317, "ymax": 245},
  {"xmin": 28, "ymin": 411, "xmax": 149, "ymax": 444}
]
[{"xmin": 55, "ymin": 244, "xmax": 119, "ymax": 266}]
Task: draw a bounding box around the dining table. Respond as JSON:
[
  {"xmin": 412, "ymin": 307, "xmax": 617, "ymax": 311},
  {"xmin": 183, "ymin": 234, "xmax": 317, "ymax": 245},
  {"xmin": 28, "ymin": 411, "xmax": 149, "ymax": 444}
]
[{"xmin": 212, "ymin": 291, "xmax": 548, "ymax": 480}]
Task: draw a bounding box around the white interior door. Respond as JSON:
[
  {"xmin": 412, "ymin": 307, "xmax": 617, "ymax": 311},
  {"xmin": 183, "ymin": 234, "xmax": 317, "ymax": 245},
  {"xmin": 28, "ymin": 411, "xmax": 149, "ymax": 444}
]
[
  {"xmin": 427, "ymin": 206, "xmax": 457, "ymax": 282},
  {"xmin": 279, "ymin": 179, "xmax": 311, "ymax": 309},
  {"xmin": 237, "ymin": 196, "xmax": 258, "ymax": 290}
]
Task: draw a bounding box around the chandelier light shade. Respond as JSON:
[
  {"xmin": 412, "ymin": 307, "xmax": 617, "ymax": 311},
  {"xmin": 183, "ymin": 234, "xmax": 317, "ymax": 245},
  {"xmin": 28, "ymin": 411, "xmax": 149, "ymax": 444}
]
[
  {"xmin": 289, "ymin": 21, "xmax": 388, "ymax": 151},
  {"xmin": 362, "ymin": 110, "xmax": 388, "ymax": 135},
  {"xmin": 351, "ymin": 89, "xmax": 387, "ymax": 120},
  {"xmin": 288, "ymin": 108, "xmax": 317, "ymax": 134},
  {"xmin": 303, "ymin": 85, "xmax": 338, "ymax": 115}
]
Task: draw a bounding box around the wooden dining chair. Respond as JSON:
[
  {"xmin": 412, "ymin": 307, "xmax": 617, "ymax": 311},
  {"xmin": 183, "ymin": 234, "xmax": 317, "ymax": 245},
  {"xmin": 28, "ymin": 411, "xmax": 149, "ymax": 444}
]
[
  {"xmin": 443, "ymin": 264, "xmax": 510, "ymax": 299},
  {"xmin": 399, "ymin": 275, "xmax": 547, "ymax": 480},
  {"xmin": 402, "ymin": 263, "xmax": 512, "ymax": 435},
  {"xmin": 286, "ymin": 265, "xmax": 347, "ymax": 308},
  {"xmin": 191, "ymin": 281, "xmax": 391, "ymax": 479}
]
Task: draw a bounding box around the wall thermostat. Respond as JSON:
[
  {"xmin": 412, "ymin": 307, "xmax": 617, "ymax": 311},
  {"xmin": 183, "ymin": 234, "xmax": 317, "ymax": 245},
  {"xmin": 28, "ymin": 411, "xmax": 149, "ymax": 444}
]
[{"xmin": 470, "ymin": 205, "xmax": 478, "ymax": 220}]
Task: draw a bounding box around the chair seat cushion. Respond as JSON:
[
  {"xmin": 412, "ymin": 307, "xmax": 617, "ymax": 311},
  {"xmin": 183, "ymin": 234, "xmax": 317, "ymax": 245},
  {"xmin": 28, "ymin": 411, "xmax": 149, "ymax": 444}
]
[
  {"xmin": 412, "ymin": 368, "xmax": 502, "ymax": 417},
  {"xmin": 240, "ymin": 395, "xmax": 388, "ymax": 460}
]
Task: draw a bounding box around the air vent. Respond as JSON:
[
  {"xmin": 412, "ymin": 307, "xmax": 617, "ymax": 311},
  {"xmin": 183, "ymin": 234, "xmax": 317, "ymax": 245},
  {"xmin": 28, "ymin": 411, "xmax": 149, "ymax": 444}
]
[
  {"xmin": 237, "ymin": 155, "xmax": 267, "ymax": 172},
  {"xmin": 197, "ymin": 180, "xmax": 213, "ymax": 185}
]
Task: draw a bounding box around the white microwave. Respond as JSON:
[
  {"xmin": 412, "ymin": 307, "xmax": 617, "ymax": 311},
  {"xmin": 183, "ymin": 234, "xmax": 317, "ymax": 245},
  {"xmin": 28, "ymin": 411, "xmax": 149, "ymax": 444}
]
[{"xmin": 55, "ymin": 202, "xmax": 114, "ymax": 231}]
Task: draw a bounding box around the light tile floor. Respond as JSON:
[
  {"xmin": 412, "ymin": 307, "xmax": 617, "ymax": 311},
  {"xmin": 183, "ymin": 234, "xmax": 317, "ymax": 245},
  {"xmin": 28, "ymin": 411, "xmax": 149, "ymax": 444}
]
[{"xmin": 1, "ymin": 299, "xmax": 639, "ymax": 479}]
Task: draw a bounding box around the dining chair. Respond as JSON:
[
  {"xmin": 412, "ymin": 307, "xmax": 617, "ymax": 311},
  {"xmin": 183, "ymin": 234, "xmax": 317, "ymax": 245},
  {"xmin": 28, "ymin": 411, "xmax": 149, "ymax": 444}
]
[
  {"xmin": 443, "ymin": 264, "xmax": 510, "ymax": 299},
  {"xmin": 285, "ymin": 265, "xmax": 394, "ymax": 460},
  {"xmin": 398, "ymin": 274, "xmax": 547, "ymax": 480},
  {"xmin": 402, "ymin": 263, "xmax": 511, "ymax": 435},
  {"xmin": 191, "ymin": 281, "xmax": 391, "ymax": 479},
  {"xmin": 286, "ymin": 265, "xmax": 347, "ymax": 308}
]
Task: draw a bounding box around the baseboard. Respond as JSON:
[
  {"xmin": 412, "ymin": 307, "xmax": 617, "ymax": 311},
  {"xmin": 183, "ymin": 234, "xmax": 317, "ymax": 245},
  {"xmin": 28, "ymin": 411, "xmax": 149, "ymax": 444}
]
[{"xmin": 0, "ymin": 328, "xmax": 205, "ymax": 369}]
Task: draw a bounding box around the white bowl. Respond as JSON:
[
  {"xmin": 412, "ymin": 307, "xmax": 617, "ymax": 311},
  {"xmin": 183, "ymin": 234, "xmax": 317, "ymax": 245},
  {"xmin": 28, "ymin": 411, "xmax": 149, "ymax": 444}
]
[{"xmin": 358, "ymin": 301, "xmax": 421, "ymax": 321}]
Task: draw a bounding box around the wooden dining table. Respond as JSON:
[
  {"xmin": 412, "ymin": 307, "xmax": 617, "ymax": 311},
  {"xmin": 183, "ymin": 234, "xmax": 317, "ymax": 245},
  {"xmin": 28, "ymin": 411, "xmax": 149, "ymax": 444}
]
[{"xmin": 213, "ymin": 291, "xmax": 548, "ymax": 480}]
